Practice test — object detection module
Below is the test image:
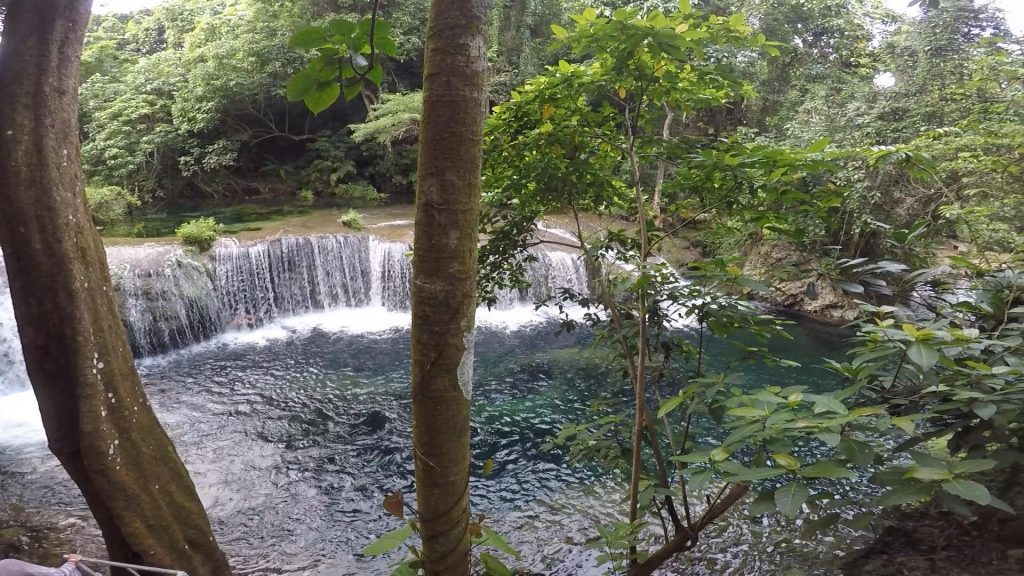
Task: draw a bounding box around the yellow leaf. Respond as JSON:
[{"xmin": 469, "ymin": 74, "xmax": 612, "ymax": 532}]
[
  {"xmin": 542, "ymin": 104, "xmax": 556, "ymax": 120},
  {"xmin": 482, "ymin": 458, "xmax": 495, "ymax": 477},
  {"xmin": 617, "ymin": 86, "xmax": 627, "ymax": 99}
]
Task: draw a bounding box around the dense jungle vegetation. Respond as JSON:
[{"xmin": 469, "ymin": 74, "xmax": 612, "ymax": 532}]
[
  {"xmin": 81, "ymin": 0, "xmax": 1022, "ymax": 263},
  {"xmin": 1, "ymin": 1, "xmax": 1021, "ymax": 575}
]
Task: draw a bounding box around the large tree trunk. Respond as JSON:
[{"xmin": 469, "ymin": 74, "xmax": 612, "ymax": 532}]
[
  {"xmin": 0, "ymin": 3, "xmax": 230, "ymax": 576},
  {"xmin": 410, "ymin": 0, "xmax": 489, "ymax": 574}
]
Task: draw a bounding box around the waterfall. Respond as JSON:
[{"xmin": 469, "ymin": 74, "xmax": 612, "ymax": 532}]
[
  {"xmin": 0, "ymin": 255, "xmax": 29, "ymax": 395},
  {"xmin": 0, "ymin": 233, "xmax": 590, "ymax": 361}
]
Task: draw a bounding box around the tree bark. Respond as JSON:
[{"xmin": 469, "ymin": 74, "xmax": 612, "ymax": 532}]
[
  {"xmin": 0, "ymin": 3, "xmax": 230, "ymax": 576},
  {"xmin": 410, "ymin": 0, "xmax": 489, "ymax": 574}
]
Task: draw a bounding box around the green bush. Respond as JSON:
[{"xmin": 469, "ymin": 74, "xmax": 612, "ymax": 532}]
[
  {"xmin": 338, "ymin": 209, "xmax": 364, "ymax": 230},
  {"xmin": 175, "ymin": 217, "xmax": 221, "ymax": 252},
  {"xmin": 332, "ymin": 182, "xmax": 384, "ymax": 203},
  {"xmin": 85, "ymin": 185, "xmax": 140, "ymax": 225}
]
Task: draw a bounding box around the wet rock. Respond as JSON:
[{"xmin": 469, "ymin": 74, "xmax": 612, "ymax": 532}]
[{"xmin": 741, "ymin": 240, "xmax": 861, "ymax": 323}]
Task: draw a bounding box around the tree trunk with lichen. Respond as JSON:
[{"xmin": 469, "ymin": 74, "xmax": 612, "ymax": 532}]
[
  {"xmin": 410, "ymin": 0, "xmax": 489, "ymax": 574},
  {"xmin": 0, "ymin": 2, "xmax": 230, "ymax": 576}
]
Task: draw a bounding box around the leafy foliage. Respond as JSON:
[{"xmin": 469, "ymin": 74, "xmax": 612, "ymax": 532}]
[
  {"xmin": 85, "ymin": 185, "xmax": 140, "ymax": 225},
  {"xmin": 175, "ymin": 216, "xmax": 222, "ymax": 252}
]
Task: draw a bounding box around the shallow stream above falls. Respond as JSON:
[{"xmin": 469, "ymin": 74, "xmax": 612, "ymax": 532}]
[{"xmin": 0, "ymin": 231, "xmax": 868, "ymax": 575}]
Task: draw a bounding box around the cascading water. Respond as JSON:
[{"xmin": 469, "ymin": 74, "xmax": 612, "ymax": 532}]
[
  {"xmin": 0, "ymin": 255, "xmax": 28, "ymax": 395},
  {"xmin": 7, "ymin": 232, "xmax": 591, "ymax": 357}
]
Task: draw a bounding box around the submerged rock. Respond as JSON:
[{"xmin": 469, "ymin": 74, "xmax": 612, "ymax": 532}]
[{"xmin": 352, "ymin": 409, "xmax": 389, "ymax": 433}]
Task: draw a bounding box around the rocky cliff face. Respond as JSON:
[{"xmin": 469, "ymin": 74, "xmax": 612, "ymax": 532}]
[{"xmin": 741, "ymin": 240, "xmax": 861, "ymax": 323}]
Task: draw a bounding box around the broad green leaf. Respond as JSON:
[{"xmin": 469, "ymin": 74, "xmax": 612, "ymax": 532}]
[
  {"xmin": 810, "ymin": 394, "xmax": 848, "ymax": 415},
  {"xmin": 671, "ymin": 451, "xmax": 710, "ymax": 463},
  {"xmin": 658, "ymin": 393, "xmax": 690, "ymax": 418},
  {"xmin": 678, "ymin": 0, "xmax": 692, "ymax": 14},
  {"xmin": 688, "ymin": 468, "xmax": 714, "ymax": 492},
  {"xmin": 950, "ymin": 458, "xmax": 997, "ymax": 474},
  {"xmin": 891, "ymin": 416, "xmax": 915, "ymax": 436},
  {"xmin": 286, "ymin": 69, "xmax": 319, "ymax": 101},
  {"xmin": 775, "ymin": 482, "xmax": 809, "ymax": 518},
  {"xmin": 806, "ymin": 136, "xmax": 831, "ymax": 153},
  {"xmin": 838, "ymin": 438, "xmax": 875, "ymax": 467},
  {"xmin": 728, "ymin": 406, "xmax": 767, "ymax": 418},
  {"xmin": 343, "ymin": 81, "xmax": 363, "ymax": 102},
  {"xmin": 290, "ymin": 26, "xmax": 329, "ymax": 49},
  {"xmin": 815, "ymin": 431, "xmax": 841, "ymax": 447},
  {"xmin": 305, "ymin": 82, "xmax": 341, "ymax": 114},
  {"xmin": 987, "ymin": 495, "xmax": 1014, "ymax": 514},
  {"xmin": 905, "ymin": 466, "xmax": 953, "ymax": 481},
  {"xmin": 362, "ymin": 523, "xmax": 414, "ymax": 556},
  {"xmin": 479, "ymin": 552, "xmax": 513, "ymax": 576},
  {"xmin": 875, "ymin": 483, "xmax": 933, "ymax": 507},
  {"xmin": 551, "ymin": 24, "xmax": 569, "ymax": 37},
  {"xmin": 941, "ymin": 479, "xmax": 991, "ymax": 505},
  {"xmin": 479, "ymin": 526, "xmax": 520, "ymax": 559},
  {"xmin": 799, "ymin": 460, "xmax": 855, "ymax": 479},
  {"xmin": 971, "ymin": 401, "xmax": 997, "ymax": 420},
  {"xmin": 710, "ymin": 446, "xmax": 732, "ymax": 462},
  {"xmin": 722, "ymin": 466, "xmax": 786, "ymax": 482},
  {"xmin": 906, "ymin": 341, "xmax": 939, "ymax": 370},
  {"xmin": 772, "ymin": 453, "xmax": 801, "ymax": 470},
  {"xmin": 749, "ymin": 491, "xmax": 776, "ymax": 515}
]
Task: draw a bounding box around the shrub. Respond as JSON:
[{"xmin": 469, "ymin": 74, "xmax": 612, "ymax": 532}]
[
  {"xmin": 296, "ymin": 188, "xmax": 314, "ymax": 203},
  {"xmin": 332, "ymin": 181, "xmax": 384, "ymax": 204},
  {"xmin": 85, "ymin": 185, "xmax": 140, "ymax": 225},
  {"xmin": 175, "ymin": 217, "xmax": 221, "ymax": 252},
  {"xmin": 338, "ymin": 209, "xmax": 364, "ymax": 230}
]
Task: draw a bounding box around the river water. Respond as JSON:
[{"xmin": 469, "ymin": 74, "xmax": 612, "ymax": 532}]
[{"xmin": 0, "ymin": 233, "xmax": 865, "ymax": 575}]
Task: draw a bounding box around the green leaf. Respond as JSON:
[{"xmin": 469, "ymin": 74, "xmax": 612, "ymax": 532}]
[
  {"xmin": 286, "ymin": 69, "xmax": 319, "ymax": 101},
  {"xmin": 815, "ymin": 431, "xmax": 841, "ymax": 447},
  {"xmin": 941, "ymin": 479, "xmax": 991, "ymax": 505},
  {"xmin": 775, "ymin": 482, "xmax": 809, "ymax": 518},
  {"xmin": 365, "ymin": 65, "xmax": 384, "ymax": 87},
  {"xmin": 875, "ymin": 483, "xmax": 933, "ymax": 507},
  {"xmin": 710, "ymin": 446, "xmax": 732, "ymax": 462},
  {"xmin": 658, "ymin": 394, "xmax": 688, "ymax": 418},
  {"xmin": 749, "ymin": 491, "xmax": 776, "ymax": 515},
  {"xmin": 950, "ymin": 458, "xmax": 997, "ymax": 474},
  {"xmin": 772, "ymin": 453, "xmax": 801, "ymax": 470},
  {"xmin": 891, "ymin": 416, "xmax": 916, "ymax": 436},
  {"xmin": 479, "ymin": 552, "xmax": 513, "ymax": 576},
  {"xmin": 678, "ymin": 0, "xmax": 693, "ymax": 14},
  {"xmin": 728, "ymin": 406, "xmax": 767, "ymax": 418},
  {"xmin": 362, "ymin": 523, "xmax": 414, "ymax": 556},
  {"xmin": 810, "ymin": 394, "xmax": 848, "ymax": 415},
  {"xmin": 290, "ymin": 26, "xmax": 329, "ymax": 49},
  {"xmin": 688, "ymin": 468, "xmax": 714, "ymax": 492},
  {"xmin": 987, "ymin": 495, "xmax": 1015, "ymax": 514},
  {"xmin": 799, "ymin": 460, "xmax": 855, "ymax": 479},
  {"xmin": 551, "ymin": 24, "xmax": 569, "ymax": 37},
  {"xmin": 722, "ymin": 466, "xmax": 786, "ymax": 482},
  {"xmin": 304, "ymin": 82, "xmax": 341, "ymax": 114},
  {"xmin": 905, "ymin": 466, "xmax": 953, "ymax": 481},
  {"xmin": 342, "ymin": 81, "xmax": 363, "ymax": 102},
  {"xmin": 907, "ymin": 341, "xmax": 939, "ymax": 371},
  {"xmin": 327, "ymin": 18, "xmax": 357, "ymax": 38},
  {"xmin": 806, "ymin": 136, "xmax": 831, "ymax": 153},
  {"xmin": 971, "ymin": 401, "xmax": 997, "ymax": 420},
  {"xmin": 479, "ymin": 526, "xmax": 520, "ymax": 559},
  {"xmin": 838, "ymin": 437, "xmax": 875, "ymax": 466}
]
